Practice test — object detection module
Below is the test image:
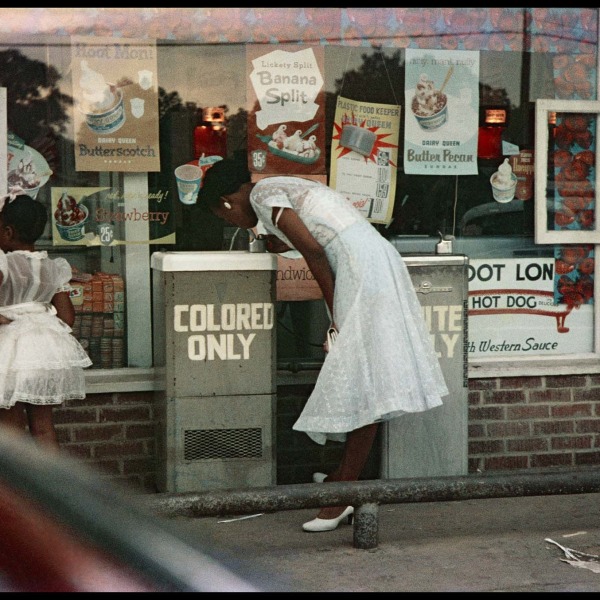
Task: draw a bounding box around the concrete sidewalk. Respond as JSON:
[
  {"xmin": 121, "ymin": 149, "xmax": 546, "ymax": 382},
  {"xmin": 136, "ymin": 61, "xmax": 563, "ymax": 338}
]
[{"xmin": 167, "ymin": 491, "xmax": 600, "ymax": 592}]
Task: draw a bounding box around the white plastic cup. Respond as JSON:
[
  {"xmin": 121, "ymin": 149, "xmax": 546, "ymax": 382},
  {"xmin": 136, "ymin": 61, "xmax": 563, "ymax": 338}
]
[
  {"xmin": 490, "ymin": 172, "xmax": 518, "ymax": 203},
  {"xmin": 175, "ymin": 164, "xmax": 203, "ymax": 205}
]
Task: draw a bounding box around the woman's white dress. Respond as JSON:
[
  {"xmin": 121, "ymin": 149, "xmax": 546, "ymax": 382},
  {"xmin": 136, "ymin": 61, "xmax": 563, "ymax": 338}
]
[
  {"xmin": 0, "ymin": 250, "xmax": 92, "ymax": 408},
  {"xmin": 250, "ymin": 177, "xmax": 449, "ymax": 445}
]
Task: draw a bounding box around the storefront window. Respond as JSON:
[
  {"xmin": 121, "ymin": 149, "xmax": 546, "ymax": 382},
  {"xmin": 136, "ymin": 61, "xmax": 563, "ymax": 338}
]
[{"xmin": 0, "ymin": 8, "xmax": 598, "ymax": 382}]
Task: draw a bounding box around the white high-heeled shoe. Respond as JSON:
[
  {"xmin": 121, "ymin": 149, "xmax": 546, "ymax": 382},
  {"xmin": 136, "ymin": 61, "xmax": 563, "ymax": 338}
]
[
  {"xmin": 302, "ymin": 506, "xmax": 354, "ymax": 532},
  {"xmin": 312, "ymin": 472, "xmax": 327, "ymax": 483}
]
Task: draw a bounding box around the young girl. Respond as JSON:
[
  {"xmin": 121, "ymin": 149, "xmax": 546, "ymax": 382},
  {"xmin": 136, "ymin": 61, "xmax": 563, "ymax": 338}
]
[
  {"xmin": 198, "ymin": 159, "xmax": 449, "ymax": 533},
  {"xmin": 0, "ymin": 194, "xmax": 92, "ymax": 451}
]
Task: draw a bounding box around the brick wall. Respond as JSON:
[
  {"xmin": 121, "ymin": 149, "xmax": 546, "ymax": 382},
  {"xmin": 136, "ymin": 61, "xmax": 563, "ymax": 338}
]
[
  {"xmin": 468, "ymin": 374, "xmax": 600, "ymax": 472},
  {"xmin": 56, "ymin": 391, "xmax": 157, "ymax": 493},
  {"xmin": 54, "ymin": 374, "xmax": 600, "ymax": 493}
]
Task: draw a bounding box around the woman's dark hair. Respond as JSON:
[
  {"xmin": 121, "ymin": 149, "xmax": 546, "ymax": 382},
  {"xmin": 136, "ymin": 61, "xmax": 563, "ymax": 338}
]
[
  {"xmin": 198, "ymin": 157, "xmax": 251, "ymax": 209},
  {"xmin": 1, "ymin": 194, "xmax": 48, "ymax": 243}
]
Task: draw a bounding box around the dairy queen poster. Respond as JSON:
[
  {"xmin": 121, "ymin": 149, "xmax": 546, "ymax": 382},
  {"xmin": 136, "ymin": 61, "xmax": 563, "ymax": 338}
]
[
  {"xmin": 404, "ymin": 48, "xmax": 479, "ymax": 176},
  {"xmin": 71, "ymin": 36, "xmax": 160, "ymax": 173}
]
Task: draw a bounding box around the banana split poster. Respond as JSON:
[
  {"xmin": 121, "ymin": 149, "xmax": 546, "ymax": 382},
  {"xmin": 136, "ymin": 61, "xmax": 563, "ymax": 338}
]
[{"xmin": 246, "ymin": 44, "xmax": 326, "ymax": 176}]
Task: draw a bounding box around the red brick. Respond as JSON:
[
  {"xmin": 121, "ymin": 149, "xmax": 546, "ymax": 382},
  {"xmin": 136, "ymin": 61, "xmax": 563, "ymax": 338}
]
[
  {"xmin": 468, "ymin": 378, "xmax": 497, "ymax": 390},
  {"xmin": 506, "ymin": 405, "xmax": 550, "ymax": 419},
  {"xmin": 546, "ymin": 375, "xmax": 587, "ymax": 388},
  {"xmin": 93, "ymin": 441, "xmax": 146, "ymax": 458},
  {"xmin": 529, "ymin": 389, "xmax": 571, "ymax": 403},
  {"xmin": 125, "ymin": 424, "xmax": 155, "ymax": 439},
  {"xmin": 576, "ymin": 420, "xmax": 600, "ymax": 434},
  {"xmin": 531, "ymin": 453, "xmax": 573, "ymax": 468},
  {"xmin": 484, "ymin": 456, "xmax": 529, "ymax": 470},
  {"xmin": 72, "ymin": 424, "xmax": 124, "ymax": 442},
  {"xmin": 534, "ymin": 421, "xmax": 574, "ymax": 435},
  {"xmin": 468, "ymin": 406, "xmax": 504, "ymax": 420},
  {"xmin": 551, "ymin": 403, "xmax": 592, "ymax": 418},
  {"xmin": 484, "ymin": 390, "xmax": 525, "ymax": 404},
  {"xmin": 99, "ymin": 406, "xmax": 151, "ymax": 422},
  {"xmin": 499, "ymin": 376, "xmax": 543, "ymax": 389},
  {"xmin": 468, "ymin": 440, "xmax": 504, "ymax": 454},
  {"xmin": 551, "ymin": 436, "xmax": 592, "ymax": 450},
  {"xmin": 62, "ymin": 444, "xmax": 93, "ymax": 459},
  {"xmin": 487, "ymin": 421, "xmax": 530, "ymax": 436},
  {"xmin": 54, "ymin": 409, "xmax": 98, "ymax": 424},
  {"xmin": 468, "ymin": 391, "xmax": 482, "ymax": 405},
  {"xmin": 506, "ymin": 438, "xmax": 548, "ymax": 452},
  {"xmin": 573, "ymin": 388, "xmax": 600, "ymax": 402},
  {"xmin": 467, "ymin": 423, "xmax": 485, "ymax": 438},
  {"xmin": 575, "ymin": 451, "xmax": 600, "ymax": 465}
]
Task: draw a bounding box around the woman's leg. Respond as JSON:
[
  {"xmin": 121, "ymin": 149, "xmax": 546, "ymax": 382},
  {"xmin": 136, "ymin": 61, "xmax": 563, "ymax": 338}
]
[
  {"xmin": 316, "ymin": 422, "xmax": 379, "ymax": 520},
  {"xmin": 26, "ymin": 405, "xmax": 60, "ymax": 452}
]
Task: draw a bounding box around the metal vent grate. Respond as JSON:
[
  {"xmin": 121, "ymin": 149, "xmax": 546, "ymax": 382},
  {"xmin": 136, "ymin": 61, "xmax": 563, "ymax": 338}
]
[{"xmin": 184, "ymin": 428, "xmax": 263, "ymax": 461}]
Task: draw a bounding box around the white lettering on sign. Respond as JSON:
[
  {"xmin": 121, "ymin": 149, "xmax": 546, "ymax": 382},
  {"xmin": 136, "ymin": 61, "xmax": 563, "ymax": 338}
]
[
  {"xmin": 187, "ymin": 333, "xmax": 257, "ymax": 360},
  {"xmin": 420, "ymin": 304, "xmax": 463, "ymax": 359},
  {"xmin": 173, "ymin": 303, "xmax": 274, "ymax": 361}
]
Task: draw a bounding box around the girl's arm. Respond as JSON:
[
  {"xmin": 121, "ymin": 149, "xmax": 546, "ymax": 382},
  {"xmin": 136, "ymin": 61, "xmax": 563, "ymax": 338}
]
[
  {"xmin": 273, "ymin": 207, "xmax": 336, "ymax": 322},
  {"xmin": 52, "ymin": 290, "xmax": 75, "ymax": 327}
]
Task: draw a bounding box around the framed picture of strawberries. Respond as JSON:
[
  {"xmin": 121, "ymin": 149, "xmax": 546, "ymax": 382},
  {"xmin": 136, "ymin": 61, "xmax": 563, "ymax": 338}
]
[{"xmin": 535, "ymin": 99, "xmax": 600, "ymax": 244}]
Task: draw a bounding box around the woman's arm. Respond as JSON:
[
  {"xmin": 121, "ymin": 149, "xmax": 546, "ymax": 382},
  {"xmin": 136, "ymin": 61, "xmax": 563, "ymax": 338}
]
[
  {"xmin": 274, "ymin": 207, "xmax": 336, "ymax": 321},
  {"xmin": 52, "ymin": 290, "xmax": 75, "ymax": 327}
]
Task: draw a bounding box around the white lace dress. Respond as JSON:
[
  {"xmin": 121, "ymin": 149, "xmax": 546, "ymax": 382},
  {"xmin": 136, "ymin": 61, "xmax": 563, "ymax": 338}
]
[
  {"xmin": 0, "ymin": 250, "xmax": 92, "ymax": 408},
  {"xmin": 250, "ymin": 177, "xmax": 449, "ymax": 445}
]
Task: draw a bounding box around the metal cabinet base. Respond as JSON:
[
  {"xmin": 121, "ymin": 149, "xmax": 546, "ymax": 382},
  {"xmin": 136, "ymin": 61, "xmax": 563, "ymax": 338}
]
[
  {"xmin": 155, "ymin": 394, "xmax": 276, "ymax": 493},
  {"xmin": 381, "ymin": 255, "xmax": 469, "ymax": 479},
  {"xmin": 151, "ymin": 251, "xmax": 277, "ymax": 493}
]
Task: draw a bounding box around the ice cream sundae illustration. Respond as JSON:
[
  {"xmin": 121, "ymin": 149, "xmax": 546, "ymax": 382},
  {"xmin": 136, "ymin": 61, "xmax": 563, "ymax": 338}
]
[
  {"xmin": 259, "ymin": 122, "xmax": 321, "ymax": 164},
  {"xmin": 490, "ymin": 158, "xmax": 517, "ymax": 203},
  {"xmin": 411, "ymin": 72, "xmax": 450, "ymax": 131},
  {"xmin": 8, "ymin": 152, "xmax": 40, "ymax": 191},
  {"xmin": 54, "ymin": 190, "xmax": 89, "ymax": 242},
  {"xmin": 79, "ymin": 60, "xmax": 126, "ymax": 134},
  {"xmin": 6, "ymin": 147, "xmax": 51, "ymax": 200}
]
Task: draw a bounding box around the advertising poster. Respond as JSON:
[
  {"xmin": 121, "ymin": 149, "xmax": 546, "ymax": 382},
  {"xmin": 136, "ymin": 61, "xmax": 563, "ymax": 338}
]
[
  {"xmin": 51, "ymin": 187, "xmax": 175, "ymax": 246},
  {"xmin": 329, "ymin": 96, "xmax": 400, "ymax": 224},
  {"xmin": 404, "ymin": 48, "xmax": 479, "ymax": 176},
  {"xmin": 7, "ymin": 132, "xmax": 52, "ymax": 200},
  {"xmin": 71, "ymin": 36, "xmax": 160, "ymax": 172},
  {"xmin": 468, "ymin": 257, "xmax": 593, "ymax": 358},
  {"xmin": 246, "ymin": 44, "xmax": 326, "ymax": 175}
]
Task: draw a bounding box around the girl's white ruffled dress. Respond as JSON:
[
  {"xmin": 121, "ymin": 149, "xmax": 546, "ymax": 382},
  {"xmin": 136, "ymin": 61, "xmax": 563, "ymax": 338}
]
[
  {"xmin": 251, "ymin": 177, "xmax": 449, "ymax": 445},
  {"xmin": 0, "ymin": 250, "xmax": 92, "ymax": 407}
]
